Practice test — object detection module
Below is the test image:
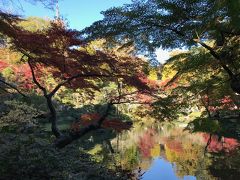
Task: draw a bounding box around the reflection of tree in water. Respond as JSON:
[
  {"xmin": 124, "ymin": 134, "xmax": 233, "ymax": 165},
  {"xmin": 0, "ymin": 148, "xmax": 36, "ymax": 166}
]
[
  {"xmin": 172, "ymin": 144, "xmax": 213, "ymax": 179},
  {"xmin": 203, "ymin": 133, "xmax": 239, "ymax": 153},
  {"xmin": 135, "ymin": 127, "xmax": 210, "ymax": 179},
  {"xmin": 158, "ymin": 130, "xmax": 214, "ymax": 179},
  {"xmin": 175, "ymin": 133, "xmax": 240, "ymax": 180},
  {"xmin": 102, "ymin": 125, "xmax": 240, "ymax": 179},
  {"xmin": 202, "ymin": 134, "xmax": 240, "ymax": 179},
  {"xmin": 120, "ymin": 145, "xmax": 140, "ymax": 170},
  {"xmin": 209, "ymin": 148, "xmax": 240, "ymax": 180},
  {"xmin": 138, "ymin": 128, "xmax": 156, "ymax": 158}
]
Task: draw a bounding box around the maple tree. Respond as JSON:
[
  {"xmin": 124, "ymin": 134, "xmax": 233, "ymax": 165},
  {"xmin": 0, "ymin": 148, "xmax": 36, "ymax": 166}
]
[
  {"xmin": 83, "ymin": 0, "xmax": 240, "ymax": 94},
  {"xmin": 0, "ymin": 11, "xmax": 160, "ymax": 147},
  {"xmin": 172, "ymin": 52, "xmax": 238, "ymax": 115},
  {"xmin": 1, "ymin": 1, "xmax": 240, "ymax": 179}
]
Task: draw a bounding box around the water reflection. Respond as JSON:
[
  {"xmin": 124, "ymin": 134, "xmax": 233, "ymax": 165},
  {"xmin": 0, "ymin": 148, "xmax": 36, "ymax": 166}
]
[
  {"xmin": 111, "ymin": 124, "xmax": 240, "ymax": 180},
  {"xmin": 141, "ymin": 158, "xmax": 196, "ymax": 180},
  {"xmin": 81, "ymin": 124, "xmax": 240, "ymax": 179}
]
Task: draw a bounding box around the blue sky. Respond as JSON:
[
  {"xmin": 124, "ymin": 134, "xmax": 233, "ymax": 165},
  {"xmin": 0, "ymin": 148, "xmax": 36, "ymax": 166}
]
[{"xmin": 3, "ymin": 0, "xmax": 132, "ymax": 30}]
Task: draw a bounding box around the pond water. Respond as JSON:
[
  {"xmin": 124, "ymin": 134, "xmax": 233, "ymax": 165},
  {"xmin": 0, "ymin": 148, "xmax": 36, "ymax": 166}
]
[
  {"xmin": 84, "ymin": 123, "xmax": 240, "ymax": 180},
  {"xmin": 139, "ymin": 158, "xmax": 196, "ymax": 180}
]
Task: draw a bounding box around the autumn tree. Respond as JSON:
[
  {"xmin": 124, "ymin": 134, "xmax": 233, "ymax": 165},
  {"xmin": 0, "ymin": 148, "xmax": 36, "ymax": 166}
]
[
  {"xmin": 0, "ymin": 10, "xmax": 161, "ymax": 147},
  {"xmin": 162, "ymin": 46, "xmax": 240, "ymax": 118},
  {"xmin": 83, "ymin": 0, "xmax": 240, "ymax": 94}
]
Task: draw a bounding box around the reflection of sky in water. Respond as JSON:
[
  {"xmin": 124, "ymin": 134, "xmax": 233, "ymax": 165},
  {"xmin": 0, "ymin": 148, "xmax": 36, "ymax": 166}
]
[{"xmin": 142, "ymin": 158, "xmax": 196, "ymax": 180}]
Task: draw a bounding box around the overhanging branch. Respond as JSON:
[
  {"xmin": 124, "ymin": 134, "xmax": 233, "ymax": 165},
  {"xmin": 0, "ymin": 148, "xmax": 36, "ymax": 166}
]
[
  {"xmin": 48, "ymin": 73, "xmax": 113, "ymax": 98},
  {"xmin": 55, "ymin": 102, "xmax": 113, "ymax": 148},
  {"xmin": 0, "ymin": 78, "xmax": 27, "ymax": 97},
  {"xmin": 27, "ymin": 60, "xmax": 48, "ymax": 96}
]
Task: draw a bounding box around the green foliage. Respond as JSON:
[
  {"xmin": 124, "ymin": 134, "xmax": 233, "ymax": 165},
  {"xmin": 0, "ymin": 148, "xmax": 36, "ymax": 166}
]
[
  {"xmin": 151, "ymin": 95, "xmax": 188, "ymax": 121},
  {"xmin": 123, "ymin": 146, "xmax": 140, "ymax": 169},
  {"xmin": 1, "ymin": 1, "xmax": 240, "ymax": 179},
  {"xmin": 18, "ymin": 17, "xmax": 50, "ymax": 32},
  {"xmin": 209, "ymin": 148, "xmax": 240, "ymax": 180},
  {"xmin": 0, "ymin": 99, "xmax": 40, "ymax": 130},
  {"xmin": 1, "ymin": 67, "xmax": 14, "ymax": 80},
  {"xmin": 83, "ymin": 0, "xmax": 239, "ymax": 60},
  {"xmin": 187, "ymin": 118, "xmax": 221, "ymax": 134},
  {"xmin": 0, "ymin": 130, "xmax": 128, "ymax": 180},
  {"xmin": 0, "ymin": 93, "xmax": 130, "ymax": 179},
  {"xmin": 26, "ymin": 94, "xmax": 49, "ymax": 112},
  {"xmin": 187, "ymin": 116, "xmax": 240, "ymax": 140},
  {"xmin": 160, "ymin": 41, "xmax": 239, "ymax": 120},
  {"xmin": 83, "ymin": 0, "xmax": 240, "ymax": 95}
]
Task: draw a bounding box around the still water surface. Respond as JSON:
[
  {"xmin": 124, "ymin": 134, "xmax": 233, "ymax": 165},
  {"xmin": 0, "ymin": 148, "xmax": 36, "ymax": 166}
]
[
  {"xmin": 109, "ymin": 124, "xmax": 240, "ymax": 180},
  {"xmin": 141, "ymin": 158, "xmax": 196, "ymax": 180},
  {"xmin": 80, "ymin": 123, "xmax": 240, "ymax": 179}
]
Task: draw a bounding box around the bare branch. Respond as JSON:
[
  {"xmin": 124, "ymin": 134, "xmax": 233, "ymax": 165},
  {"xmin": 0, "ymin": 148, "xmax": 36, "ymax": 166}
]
[
  {"xmin": 112, "ymin": 101, "xmax": 151, "ymax": 105},
  {"xmin": 0, "ymin": 78, "xmax": 27, "ymax": 97},
  {"xmin": 48, "ymin": 73, "xmax": 113, "ymax": 98},
  {"xmin": 0, "ymin": 85, "xmax": 12, "ymax": 94},
  {"xmin": 204, "ymin": 134, "xmax": 212, "ymax": 155},
  {"xmin": 164, "ymin": 71, "xmax": 180, "ymax": 88},
  {"xmin": 27, "ymin": 60, "xmax": 48, "ymax": 96}
]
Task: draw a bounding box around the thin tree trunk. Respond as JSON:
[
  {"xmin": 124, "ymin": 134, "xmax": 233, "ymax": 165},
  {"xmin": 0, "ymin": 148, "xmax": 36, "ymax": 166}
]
[
  {"xmin": 105, "ymin": 140, "xmax": 114, "ymax": 153},
  {"xmin": 45, "ymin": 95, "xmax": 62, "ymax": 138}
]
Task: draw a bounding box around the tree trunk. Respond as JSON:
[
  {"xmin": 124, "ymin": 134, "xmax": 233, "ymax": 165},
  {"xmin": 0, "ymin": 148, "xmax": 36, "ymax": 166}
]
[
  {"xmin": 45, "ymin": 95, "xmax": 62, "ymax": 138},
  {"xmin": 230, "ymin": 78, "xmax": 240, "ymax": 94},
  {"xmin": 220, "ymin": 64, "xmax": 240, "ymax": 94},
  {"xmin": 54, "ymin": 103, "xmax": 113, "ymax": 148}
]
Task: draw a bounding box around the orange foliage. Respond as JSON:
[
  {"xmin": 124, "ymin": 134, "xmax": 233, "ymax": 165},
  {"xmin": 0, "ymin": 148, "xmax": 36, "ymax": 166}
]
[
  {"xmin": 136, "ymin": 93, "xmax": 153, "ymax": 103},
  {"xmin": 137, "ymin": 73, "xmax": 160, "ymax": 90},
  {"xmin": 102, "ymin": 120, "xmax": 132, "ymax": 132},
  {"xmin": 203, "ymin": 134, "xmax": 239, "ymax": 153},
  {"xmin": 2, "ymin": 13, "xmax": 160, "ymax": 122},
  {"xmin": 165, "ymin": 140, "xmax": 183, "ymax": 153},
  {"xmin": 9, "ymin": 21, "xmax": 156, "ymax": 93},
  {"xmin": 0, "ymin": 60, "xmax": 8, "ymax": 71},
  {"xmin": 70, "ymin": 113, "xmax": 132, "ymax": 133},
  {"xmin": 159, "ymin": 78, "xmax": 179, "ymax": 91},
  {"xmin": 202, "ymin": 95, "xmax": 238, "ymax": 112},
  {"xmin": 0, "ymin": 60, "xmax": 44, "ymax": 90},
  {"xmin": 80, "ymin": 113, "xmax": 99, "ymax": 121},
  {"xmin": 138, "ymin": 129, "xmax": 156, "ymax": 158}
]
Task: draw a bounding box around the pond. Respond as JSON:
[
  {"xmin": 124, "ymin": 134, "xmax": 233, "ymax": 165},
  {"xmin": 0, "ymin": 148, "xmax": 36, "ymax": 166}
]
[{"xmin": 80, "ymin": 123, "xmax": 240, "ymax": 180}]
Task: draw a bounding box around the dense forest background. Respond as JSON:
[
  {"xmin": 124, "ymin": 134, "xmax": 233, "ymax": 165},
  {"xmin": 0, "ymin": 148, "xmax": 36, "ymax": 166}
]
[{"xmin": 0, "ymin": 0, "xmax": 240, "ymax": 179}]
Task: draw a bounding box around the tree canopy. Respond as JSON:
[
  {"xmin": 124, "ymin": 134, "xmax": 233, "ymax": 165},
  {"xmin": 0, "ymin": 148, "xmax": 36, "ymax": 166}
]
[
  {"xmin": 0, "ymin": 10, "xmax": 162, "ymax": 148},
  {"xmin": 1, "ymin": 1, "xmax": 240, "ymax": 178},
  {"xmin": 83, "ymin": 0, "xmax": 240, "ymax": 94}
]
